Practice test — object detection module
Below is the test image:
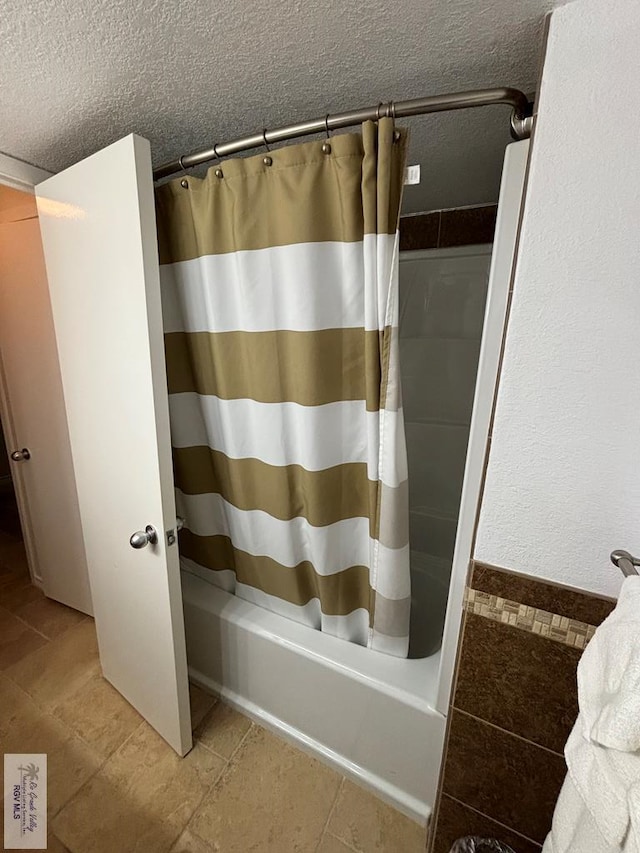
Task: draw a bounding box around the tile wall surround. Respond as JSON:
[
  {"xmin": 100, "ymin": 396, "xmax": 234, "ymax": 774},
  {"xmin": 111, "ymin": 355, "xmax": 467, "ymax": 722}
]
[
  {"xmin": 464, "ymin": 588, "xmax": 597, "ymax": 651},
  {"xmin": 399, "ymin": 205, "xmax": 498, "ymax": 252},
  {"xmin": 399, "ymin": 205, "xmax": 495, "ymax": 658},
  {"xmin": 427, "ymin": 562, "xmax": 616, "ymax": 853}
]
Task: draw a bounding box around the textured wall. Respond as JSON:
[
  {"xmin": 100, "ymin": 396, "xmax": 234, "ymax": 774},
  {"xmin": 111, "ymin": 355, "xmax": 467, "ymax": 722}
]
[
  {"xmin": 0, "ymin": 0, "xmax": 555, "ymax": 211},
  {"xmin": 475, "ymin": 0, "xmax": 640, "ymax": 597}
]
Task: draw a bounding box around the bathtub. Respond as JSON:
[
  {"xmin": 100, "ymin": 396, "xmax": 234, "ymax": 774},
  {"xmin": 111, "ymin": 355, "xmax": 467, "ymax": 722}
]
[{"xmin": 182, "ymin": 569, "xmax": 446, "ymax": 824}]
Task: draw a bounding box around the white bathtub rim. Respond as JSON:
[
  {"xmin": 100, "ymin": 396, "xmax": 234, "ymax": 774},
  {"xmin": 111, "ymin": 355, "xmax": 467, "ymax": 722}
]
[
  {"xmin": 188, "ymin": 665, "xmax": 431, "ymax": 826},
  {"xmin": 181, "ymin": 569, "xmax": 441, "ymax": 713}
]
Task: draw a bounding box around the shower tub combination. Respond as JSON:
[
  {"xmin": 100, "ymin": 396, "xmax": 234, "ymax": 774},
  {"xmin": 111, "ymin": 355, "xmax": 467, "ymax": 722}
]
[
  {"xmin": 183, "ymin": 241, "xmax": 497, "ymax": 824},
  {"xmin": 29, "ymin": 126, "xmax": 525, "ymax": 822}
]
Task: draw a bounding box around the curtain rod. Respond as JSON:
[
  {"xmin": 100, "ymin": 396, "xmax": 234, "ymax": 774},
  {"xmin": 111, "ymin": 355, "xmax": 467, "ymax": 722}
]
[{"xmin": 153, "ymin": 87, "xmax": 533, "ymax": 181}]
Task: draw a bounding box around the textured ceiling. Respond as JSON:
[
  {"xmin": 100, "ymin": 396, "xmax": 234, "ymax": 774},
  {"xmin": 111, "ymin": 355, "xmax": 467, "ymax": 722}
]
[{"xmin": 0, "ymin": 0, "xmax": 559, "ymax": 212}]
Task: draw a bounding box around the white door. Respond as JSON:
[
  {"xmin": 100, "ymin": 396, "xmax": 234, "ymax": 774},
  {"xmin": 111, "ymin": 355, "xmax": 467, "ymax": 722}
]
[
  {"xmin": 36, "ymin": 135, "xmax": 192, "ymax": 756},
  {"xmin": 0, "ymin": 188, "xmax": 92, "ymax": 614}
]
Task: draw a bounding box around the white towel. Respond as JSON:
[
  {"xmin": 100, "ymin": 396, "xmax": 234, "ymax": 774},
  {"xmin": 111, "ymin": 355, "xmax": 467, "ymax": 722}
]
[
  {"xmin": 630, "ymin": 785, "xmax": 640, "ymax": 851},
  {"xmin": 543, "ymin": 576, "xmax": 640, "ymax": 853},
  {"xmin": 579, "ymin": 577, "xmax": 640, "ymax": 753},
  {"xmin": 543, "ymin": 773, "xmax": 614, "ymax": 853}
]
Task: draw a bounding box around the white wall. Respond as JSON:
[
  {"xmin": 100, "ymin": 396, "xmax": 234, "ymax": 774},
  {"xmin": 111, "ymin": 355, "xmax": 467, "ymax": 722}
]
[{"xmin": 474, "ymin": 0, "xmax": 640, "ymax": 598}]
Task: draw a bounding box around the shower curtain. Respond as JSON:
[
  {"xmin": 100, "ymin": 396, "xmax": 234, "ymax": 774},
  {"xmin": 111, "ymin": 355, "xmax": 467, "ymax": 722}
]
[{"xmin": 156, "ymin": 117, "xmax": 411, "ymax": 657}]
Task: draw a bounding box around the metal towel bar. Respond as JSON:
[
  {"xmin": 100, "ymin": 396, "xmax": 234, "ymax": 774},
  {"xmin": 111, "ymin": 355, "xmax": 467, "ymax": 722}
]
[{"xmin": 610, "ymin": 550, "xmax": 640, "ymax": 577}]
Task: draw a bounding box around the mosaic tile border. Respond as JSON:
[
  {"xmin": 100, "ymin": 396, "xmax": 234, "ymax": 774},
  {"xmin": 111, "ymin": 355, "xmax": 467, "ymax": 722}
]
[{"xmin": 465, "ymin": 587, "xmax": 597, "ymax": 649}]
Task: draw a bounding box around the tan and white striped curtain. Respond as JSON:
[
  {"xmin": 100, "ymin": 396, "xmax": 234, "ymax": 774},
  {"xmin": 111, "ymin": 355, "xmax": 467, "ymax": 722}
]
[{"xmin": 156, "ymin": 118, "xmax": 411, "ymax": 657}]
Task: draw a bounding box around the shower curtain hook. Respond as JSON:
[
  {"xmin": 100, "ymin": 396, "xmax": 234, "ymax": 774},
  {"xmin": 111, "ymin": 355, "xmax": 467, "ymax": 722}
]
[
  {"xmin": 212, "ymin": 144, "xmax": 225, "ymax": 179},
  {"xmin": 262, "ymin": 129, "xmax": 271, "ymax": 153},
  {"xmin": 178, "ymin": 155, "xmax": 190, "ymax": 188},
  {"xmin": 389, "ymin": 101, "xmax": 401, "ymax": 141},
  {"xmin": 322, "ymin": 114, "xmax": 332, "ymax": 155}
]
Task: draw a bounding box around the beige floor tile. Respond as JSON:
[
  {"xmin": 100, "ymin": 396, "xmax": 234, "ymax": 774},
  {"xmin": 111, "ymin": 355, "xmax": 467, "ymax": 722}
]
[
  {"xmin": 15, "ymin": 596, "xmax": 86, "ymax": 640},
  {"xmin": 4, "ymin": 619, "xmax": 99, "ymax": 708},
  {"xmin": 317, "ymin": 834, "xmax": 357, "ymax": 853},
  {"xmin": 171, "ymin": 828, "xmax": 215, "ymax": 852},
  {"xmin": 189, "ymin": 682, "xmax": 217, "ymax": 730},
  {"xmin": 0, "ymin": 676, "xmax": 102, "ymax": 816},
  {"xmin": 328, "ymin": 780, "xmax": 426, "ymax": 852},
  {"xmin": 195, "ymin": 700, "xmax": 252, "ymax": 759},
  {"xmin": 45, "ymin": 832, "xmax": 72, "ymax": 852},
  {"xmin": 189, "ymin": 725, "xmax": 341, "ymax": 852},
  {"xmin": 53, "ymin": 672, "xmax": 143, "ymax": 759},
  {"xmin": 53, "ymin": 722, "xmax": 226, "ymax": 853},
  {"xmin": 0, "ymin": 573, "xmax": 44, "ymax": 610},
  {"xmin": 0, "ymin": 605, "xmax": 48, "ymax": 670}
]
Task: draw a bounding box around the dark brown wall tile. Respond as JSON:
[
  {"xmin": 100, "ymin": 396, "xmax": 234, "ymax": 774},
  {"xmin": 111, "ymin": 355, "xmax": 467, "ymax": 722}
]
[
  {"xmin": 471, "ymin": 563, "xmax": 616, "ymax": 626},
  {"xmin": 442, "ymin": 710, "xmax": 566, "ymax": 844},
  {"xmin": 439, "ymin": 206, "xmax": 497, "ymax": 248},
  {"xmin": 431, "ymin": 795, "xmax": 541, "ymax": 853},
  {"xmin": 399, "ymin": 212, "xmax": 440, "ymax": 251},
  {"xmin": 454, "ymin": 613, "xmax": 580, "ymax": 754},
  {"xmin": 400, "ymin": 204, "xmax": 500, "ymax": 251}
]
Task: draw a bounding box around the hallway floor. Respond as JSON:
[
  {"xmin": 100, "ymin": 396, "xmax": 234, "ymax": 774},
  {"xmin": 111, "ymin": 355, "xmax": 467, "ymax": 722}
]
[{"xmin": 0, "ymin": 531, "xmax": 426, "ymax": 852}]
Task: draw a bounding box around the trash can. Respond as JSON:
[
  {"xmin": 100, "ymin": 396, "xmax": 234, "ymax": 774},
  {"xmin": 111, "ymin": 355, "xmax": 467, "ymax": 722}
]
[{"xmin": 450, "ymin": 838, "xmax": 516, "ymax": 853}]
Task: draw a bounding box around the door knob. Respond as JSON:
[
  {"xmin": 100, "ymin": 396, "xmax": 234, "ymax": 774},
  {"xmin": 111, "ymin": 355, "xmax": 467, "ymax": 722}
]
[
  {"xmin": 129, "ymin": 525, "xmax": 158, "ymax": 549},
  {"xmin": 10, "ymin": 448, "xmax": 30, "ymax": 462}
]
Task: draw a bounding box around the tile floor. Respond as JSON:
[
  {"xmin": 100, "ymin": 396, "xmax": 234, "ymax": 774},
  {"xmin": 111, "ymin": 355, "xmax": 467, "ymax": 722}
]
[{"xmin": 0, "ymin": 526, "xmax": 427, "ymax": 852}]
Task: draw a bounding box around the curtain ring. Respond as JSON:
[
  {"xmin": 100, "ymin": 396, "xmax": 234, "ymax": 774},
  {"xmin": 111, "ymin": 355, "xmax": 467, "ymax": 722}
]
[
  {"xmin": 388, "ymin": 101, "xmax": 401, "ymax": 142},
  {"xmin": 322, "ymin": 115, "xmax": 332, "ymax": 155},
  {"xmin": 212, "ymin": 145, "xmax": 225, "ymax": 179},
  {"xmin": 178, "ymin": 155, "xmax": 190, "ymax": 188},
  {"xmin": 376, "ymin": 102, "xmax": 384, "ymax": 121},
  {"xmin": 262, "ymin": 129, "xmax": 270, "ymax": 153}
]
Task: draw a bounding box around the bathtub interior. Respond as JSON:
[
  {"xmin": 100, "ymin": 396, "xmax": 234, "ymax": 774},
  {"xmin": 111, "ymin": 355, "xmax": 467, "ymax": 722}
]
[{"xmin": 401, "ymin": 244, "xmax": 492, "ymax": 659}]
